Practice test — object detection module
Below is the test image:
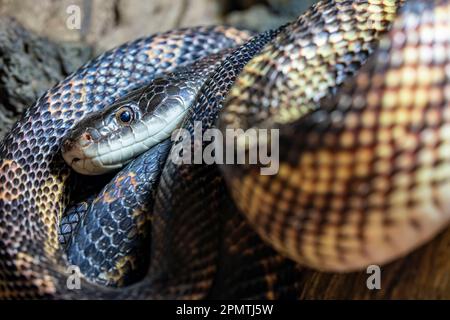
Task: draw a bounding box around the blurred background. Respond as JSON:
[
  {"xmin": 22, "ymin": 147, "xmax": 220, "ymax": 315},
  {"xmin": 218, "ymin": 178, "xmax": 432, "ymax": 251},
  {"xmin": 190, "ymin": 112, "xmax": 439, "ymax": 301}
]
[{"xmin": 0, "ymin": 0, "xmax": 319, "ymax": 51}]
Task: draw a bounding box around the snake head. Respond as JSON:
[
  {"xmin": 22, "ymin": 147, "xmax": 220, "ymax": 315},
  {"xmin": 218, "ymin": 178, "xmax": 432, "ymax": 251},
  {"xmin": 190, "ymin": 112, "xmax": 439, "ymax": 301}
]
[
  {"xmin": 61, "ymin": 106, "xmax": 132, "ymax": 175},
  {"xmin": 61, "ymin": 85, "xmax": 147, "ymax": 175},
  {"xmin": 62, "ymin": 76, "xmax": 198, "ymax": 175}
]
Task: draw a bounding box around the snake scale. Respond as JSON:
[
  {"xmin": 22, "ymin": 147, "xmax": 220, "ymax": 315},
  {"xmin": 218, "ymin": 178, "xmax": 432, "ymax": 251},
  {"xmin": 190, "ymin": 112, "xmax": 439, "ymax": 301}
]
[{"xmin": 1, "ymin": 0, "xmax": 450, "ymax": 299}]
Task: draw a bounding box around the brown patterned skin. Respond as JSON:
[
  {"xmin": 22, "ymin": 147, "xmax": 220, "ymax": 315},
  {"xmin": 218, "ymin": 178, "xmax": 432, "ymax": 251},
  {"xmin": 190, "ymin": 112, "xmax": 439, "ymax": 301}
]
[
  {"xmin": 220, "ymin": 0, "xmax": 450, "ymax": 272},
  {"xmin": 63, "ymin": 140, "xmax": 173, "ymax": 288}
]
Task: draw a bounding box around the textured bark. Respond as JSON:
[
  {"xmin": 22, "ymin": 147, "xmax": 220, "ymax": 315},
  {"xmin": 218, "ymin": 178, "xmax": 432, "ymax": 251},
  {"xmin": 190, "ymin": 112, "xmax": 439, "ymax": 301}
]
[{"xmin": 0, "ymin": 17, "xmax": 92, "ymax": 139}]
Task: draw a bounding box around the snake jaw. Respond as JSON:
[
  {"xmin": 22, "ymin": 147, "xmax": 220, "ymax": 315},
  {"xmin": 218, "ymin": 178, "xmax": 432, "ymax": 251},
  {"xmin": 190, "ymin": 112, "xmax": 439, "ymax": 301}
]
[
  {"xmin": 62, "ymin": 137, "xmax": 88, "ymax": 173},
  {"xmin": 62, "ymin": 135, "xmax": 111, "ymax": 175}
]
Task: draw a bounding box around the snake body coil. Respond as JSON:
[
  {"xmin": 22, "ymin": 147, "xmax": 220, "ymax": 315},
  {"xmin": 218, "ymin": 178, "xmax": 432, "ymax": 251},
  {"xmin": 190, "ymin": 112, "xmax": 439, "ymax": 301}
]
[
  {"xmin": 0, "ymin": 26, "xmax": 253, "ymax": 298},
  {"xmin": 221, "ymin": 0, "xmax": 450, "ymax": 271},
  {"xmin": 1, "ymin": 0, "xmax": 450, "ymax": 299}
]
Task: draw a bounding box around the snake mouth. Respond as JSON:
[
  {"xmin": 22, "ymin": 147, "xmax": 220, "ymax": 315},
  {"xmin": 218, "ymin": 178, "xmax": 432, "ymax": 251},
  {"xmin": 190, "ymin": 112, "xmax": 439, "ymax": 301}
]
[
  {"xmin": 62, "ymin": 139, "xmax": 84, "ymax": 166},
  {"xmin": 71, "ymin": 157, "xmax": 81, "ymax": 166},
  {"xmin": 65, "ymin": 152, "xmax": 124, "ymax": 175},
  {"xmin": 62, "ymin": 136, "xmax": 121, "ymax": 175}
]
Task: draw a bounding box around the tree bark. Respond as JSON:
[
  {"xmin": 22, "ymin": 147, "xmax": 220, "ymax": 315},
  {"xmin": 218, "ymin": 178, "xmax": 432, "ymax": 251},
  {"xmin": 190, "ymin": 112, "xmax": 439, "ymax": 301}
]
[{"xmin": 0, "ymin": 17, "xmax": 92, "ymax": 139}]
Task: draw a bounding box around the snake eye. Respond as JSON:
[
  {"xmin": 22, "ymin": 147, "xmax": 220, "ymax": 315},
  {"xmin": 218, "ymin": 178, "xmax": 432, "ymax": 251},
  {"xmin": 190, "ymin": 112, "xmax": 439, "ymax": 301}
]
[{"xmin": 116, "ymin": 106, "xmax": 134, "ymax": 125}]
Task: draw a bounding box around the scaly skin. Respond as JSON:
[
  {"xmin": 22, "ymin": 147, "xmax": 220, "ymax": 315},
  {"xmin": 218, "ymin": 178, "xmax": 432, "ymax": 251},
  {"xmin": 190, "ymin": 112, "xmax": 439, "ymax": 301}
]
[
  {"xmin": 2, "ymin": 0, "xmax": 449, "ymax": 299},
  {"xmin": 0, "ymin": 26, "xmax": 252, "ymax": 299},
  {"xmin": 61, "ymin": 50, "xmax": 234, "ymax": 288},
  {"xmin": 64, "ymin": 140, "xmax": 172, "ymax": 288},
  {"xmin": 220, "ymin": 0, "xmax": 450, "ymax": 272},
  {"xmin": 62, "ymin": 50, "xmax": 234, "ymax": 175}
]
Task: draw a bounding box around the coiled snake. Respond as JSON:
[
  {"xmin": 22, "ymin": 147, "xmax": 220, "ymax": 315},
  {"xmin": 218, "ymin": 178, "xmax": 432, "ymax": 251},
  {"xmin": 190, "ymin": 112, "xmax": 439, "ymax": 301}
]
[{"xmin": 1, "ymin": 0, "xmax": 450, "ymax": 299}]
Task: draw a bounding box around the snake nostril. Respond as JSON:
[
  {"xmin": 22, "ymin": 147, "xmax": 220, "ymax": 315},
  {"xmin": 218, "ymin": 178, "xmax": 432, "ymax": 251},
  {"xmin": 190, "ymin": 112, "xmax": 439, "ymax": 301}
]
[
  {"xmin": 80, "ymin": 131, "xmax": 97, "ymax": 147},
  {"xmin": 85, "ymin": 128, "xmax": 101, "ymax": 142},
  {"xmin": 83, "ymin": 133, "xmax": 92, "ymax": 142}
]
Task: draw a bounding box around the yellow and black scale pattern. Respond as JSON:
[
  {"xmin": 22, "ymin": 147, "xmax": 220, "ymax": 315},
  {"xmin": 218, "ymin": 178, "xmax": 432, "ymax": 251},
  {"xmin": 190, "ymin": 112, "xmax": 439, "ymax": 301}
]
[{"xmin": 1, "ymin": 0, "xmax": 450, "ymax": 299}]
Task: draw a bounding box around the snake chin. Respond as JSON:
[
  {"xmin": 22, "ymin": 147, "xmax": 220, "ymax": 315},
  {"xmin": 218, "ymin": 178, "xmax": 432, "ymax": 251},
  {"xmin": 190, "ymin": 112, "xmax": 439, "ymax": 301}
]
[
  {"xmin": 71, "ymin": 157, "xmax": 124, "ymax": 175},
  {"xmin": 62, "ymin": 138, "xmax": 122, "ymax": 175}
]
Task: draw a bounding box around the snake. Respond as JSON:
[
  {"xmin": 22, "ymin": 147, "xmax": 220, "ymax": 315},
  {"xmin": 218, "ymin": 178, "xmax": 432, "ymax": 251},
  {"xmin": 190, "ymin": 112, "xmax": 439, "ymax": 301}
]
[
  {"xmin": 59, "ymin": 51, "xmax": 234, "ymax": 287},
  {"xmin": 1, "ymin": 0, "xmax": 450, "ymax": 299}
]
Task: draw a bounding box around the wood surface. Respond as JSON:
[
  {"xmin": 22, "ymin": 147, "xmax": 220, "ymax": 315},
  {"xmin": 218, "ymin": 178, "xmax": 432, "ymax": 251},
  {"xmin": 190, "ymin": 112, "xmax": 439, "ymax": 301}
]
[{"xmin": 296, "ymin": 227, "xmax": 450, "ymax": 299}]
